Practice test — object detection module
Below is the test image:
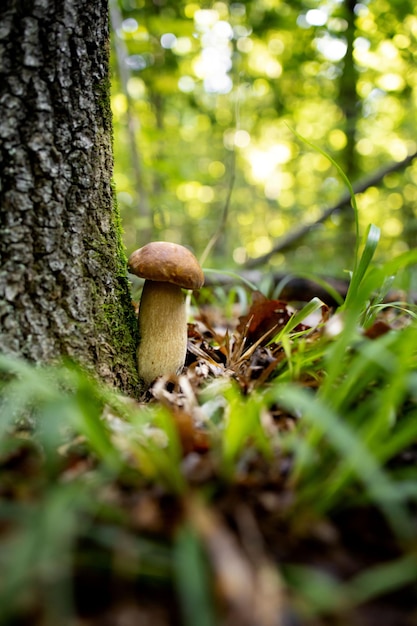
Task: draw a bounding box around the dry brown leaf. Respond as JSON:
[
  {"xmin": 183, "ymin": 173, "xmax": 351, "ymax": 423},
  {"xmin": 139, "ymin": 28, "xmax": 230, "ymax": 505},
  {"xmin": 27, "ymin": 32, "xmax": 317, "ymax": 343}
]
[
  {"xmin": 188, "ymin": 496, "xmax": 286, "ymax": 626},
  {"xmin": 236, "ymin": 291, "xmax": 294, "ymax": 347}
]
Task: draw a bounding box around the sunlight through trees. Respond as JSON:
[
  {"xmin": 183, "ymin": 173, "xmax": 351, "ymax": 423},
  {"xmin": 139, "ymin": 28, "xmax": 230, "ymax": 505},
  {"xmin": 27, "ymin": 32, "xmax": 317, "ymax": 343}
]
[{"xmin": 110, "ymin": 0, "xmax": 417, "ymax": 278}]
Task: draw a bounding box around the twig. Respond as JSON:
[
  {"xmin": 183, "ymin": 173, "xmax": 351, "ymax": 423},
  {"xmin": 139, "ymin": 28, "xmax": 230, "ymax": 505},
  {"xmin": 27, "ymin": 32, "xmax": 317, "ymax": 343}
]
[
  {"xmin": 199, "ymin": 151, "xmax": 236, "ymax": 267},
  {"xmin": 244, "ymin": 150, "xmax": 417, "ymax": 269},
  {"xmin": 200, "ymin": 74, "xmax": 244, "ymax": 267}
]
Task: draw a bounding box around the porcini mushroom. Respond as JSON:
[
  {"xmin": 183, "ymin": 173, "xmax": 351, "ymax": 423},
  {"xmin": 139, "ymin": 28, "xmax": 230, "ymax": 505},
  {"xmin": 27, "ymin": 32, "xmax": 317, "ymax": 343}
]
[{"xmin": 128, "ymin": 241, "xmax": 204, "ymax": 387}]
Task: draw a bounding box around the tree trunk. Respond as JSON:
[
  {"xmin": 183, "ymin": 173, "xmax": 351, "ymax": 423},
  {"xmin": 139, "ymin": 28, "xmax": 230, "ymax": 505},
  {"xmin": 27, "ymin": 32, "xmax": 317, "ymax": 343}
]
[
  {"xmin": 0, "ymin": 0, "xmax": 139, "ymax": 394},
  {"xmin": 337, "ymin": 0, "xmax": 360, "ymax": 256},
  {"xmin": 338, "ymin": 0, "xmax": 360, "ymax": 181}
]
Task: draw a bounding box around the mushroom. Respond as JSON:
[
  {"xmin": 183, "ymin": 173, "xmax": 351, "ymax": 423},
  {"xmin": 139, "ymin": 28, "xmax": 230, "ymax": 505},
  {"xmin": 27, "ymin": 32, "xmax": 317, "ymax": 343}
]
[{"xmin": 128, "ymin": 241, "xmax": 204, "ymax": 387}]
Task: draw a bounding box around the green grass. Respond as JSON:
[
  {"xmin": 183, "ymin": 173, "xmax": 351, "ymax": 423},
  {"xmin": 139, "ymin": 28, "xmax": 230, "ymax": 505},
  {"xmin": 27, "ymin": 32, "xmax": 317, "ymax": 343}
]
[
  {"xmin": 1, "ymin": 148, "xmax": 417, "ymax": 623},
  {"xmin": 1, "ymin": 247, "xmax": 417, "ymax": 624}
]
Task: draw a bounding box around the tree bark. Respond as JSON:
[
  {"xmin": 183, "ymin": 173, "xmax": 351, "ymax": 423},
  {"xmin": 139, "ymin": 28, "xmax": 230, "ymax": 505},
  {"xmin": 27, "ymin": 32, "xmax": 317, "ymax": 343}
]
[
  {"xmin": 336, "ymin": 0, "xmax": 360, "ymax": 256},
  {"xmin": 339, "ymin": 0, "xmax": 360, "ymax": 180},
  {"xmin": 0, "ymin": 0, "xmax": 139, "ymax": 394}
]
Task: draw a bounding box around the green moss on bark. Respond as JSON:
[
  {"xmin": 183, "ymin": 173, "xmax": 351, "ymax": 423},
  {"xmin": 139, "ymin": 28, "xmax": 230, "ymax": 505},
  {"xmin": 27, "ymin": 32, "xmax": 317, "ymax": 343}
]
[
  {"xmin": 91, "ymin": 35, "xmax": 140, "ymax": 395},
  {"xmin": 90, "ymin": 186, "xmax": 140, "ymax": 395}
]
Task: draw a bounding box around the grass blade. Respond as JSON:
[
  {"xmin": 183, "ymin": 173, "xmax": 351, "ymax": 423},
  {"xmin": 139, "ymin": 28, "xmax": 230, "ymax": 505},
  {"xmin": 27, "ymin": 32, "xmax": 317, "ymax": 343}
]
[
  {"xmin": 274, "ymin": 384, "xmax": 414, "ymax": 539},
  {"xmin": 174, "ymin": 524, "xmax": 217, "ymax": 626}
]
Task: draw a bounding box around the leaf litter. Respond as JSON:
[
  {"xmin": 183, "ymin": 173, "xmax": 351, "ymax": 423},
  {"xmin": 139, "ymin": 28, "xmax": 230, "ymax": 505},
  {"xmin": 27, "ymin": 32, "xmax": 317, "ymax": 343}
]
[{"xmin": 1, "ymin": 290, "xmax": 417, "ymax": 626}]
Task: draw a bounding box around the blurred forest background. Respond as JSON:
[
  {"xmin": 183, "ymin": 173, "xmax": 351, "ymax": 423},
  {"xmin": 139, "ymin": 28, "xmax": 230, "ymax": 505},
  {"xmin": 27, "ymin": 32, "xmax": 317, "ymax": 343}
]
[{"xmin": 109, "ymin": 0, "xmax": 417, "ymax": 282}]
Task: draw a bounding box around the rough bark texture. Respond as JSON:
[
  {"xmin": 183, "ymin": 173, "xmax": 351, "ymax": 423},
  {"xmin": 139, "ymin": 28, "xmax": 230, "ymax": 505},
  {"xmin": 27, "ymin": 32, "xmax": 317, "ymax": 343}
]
[{"xmin": 0, "ymin": 0, "xmax": 139, "ymax": 394}]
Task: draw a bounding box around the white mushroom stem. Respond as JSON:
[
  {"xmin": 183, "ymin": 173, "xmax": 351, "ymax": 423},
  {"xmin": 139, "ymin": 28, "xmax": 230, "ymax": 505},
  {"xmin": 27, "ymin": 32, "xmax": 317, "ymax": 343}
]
[{"xmin": 137, "ymin": 280, "xmax": 188, "ymax": 386}]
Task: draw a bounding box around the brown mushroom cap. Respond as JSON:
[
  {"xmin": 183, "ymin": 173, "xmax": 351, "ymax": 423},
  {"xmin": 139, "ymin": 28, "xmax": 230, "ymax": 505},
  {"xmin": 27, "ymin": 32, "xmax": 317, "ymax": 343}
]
[{"xmin": 128, "ymin": 242, "xmax": 204, "ymax": 290}]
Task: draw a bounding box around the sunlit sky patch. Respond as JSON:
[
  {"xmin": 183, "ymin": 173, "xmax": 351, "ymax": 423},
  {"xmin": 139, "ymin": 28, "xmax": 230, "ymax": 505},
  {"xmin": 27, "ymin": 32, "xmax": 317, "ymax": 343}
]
[
  {"xmin": 248, "ymin": 143, "xmax": 292, "ymax": 182},
  {"xmin": 121, "ymin": 18, "xmax": 138, "ymax": 33},
  {"xmin": 160, "ymin": 33, "xmax": 177, "ymax": 49},
  {"xmin": 297, "ymin": 1, "xmax": 349, "ymax": 61},
  {"xmin": 125, "ymin": 55, "xmax": 147, "ymax": 70},
  {"xmin": 306, "ymin": 9, "xmax": 328, "ymax": 26},
  {"xmin": 178, "ymin": 75, "xmax": 196, "ymax": 93},
  {"xmin": 193, "ymin": 9, "xmax": 234, "ymax": 94},
  {"xmin": 315, "ymin": 35, "xmax": 347, "ymax": 61}
]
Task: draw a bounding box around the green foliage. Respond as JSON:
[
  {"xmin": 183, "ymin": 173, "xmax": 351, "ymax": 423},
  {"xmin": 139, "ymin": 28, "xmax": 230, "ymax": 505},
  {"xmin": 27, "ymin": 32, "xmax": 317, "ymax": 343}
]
[
  {"xmin": 1, "ymin": 242, "xmax": 417, "ymax": 621},
  {"xmin": 173, "ymin": 524, "xmax": 217, "ymax": 626},
  {"xmin": 220, "ymin": 381, "xmax": 272, "ymax": 477},
  {"xmin": 285, "ymin": 555, "xmax": 417, "ymax": 617},
  {"xmin": 265, "ymin": 244, "xmax": 417, "ymax": 539},
  {"xmin": 3, "ymin": 117, "xmax": 417, "ymax": 620},
  {"xmin": 4, "ymin": 9, "xmax": 417, "ymax": 616},
  {"xmin": 111, "ymin": 0, "xmax": 417, "ymax": 277},
  {"xmin": 0, "ymin": 357, "xmax": 180, "ymax": 620}
]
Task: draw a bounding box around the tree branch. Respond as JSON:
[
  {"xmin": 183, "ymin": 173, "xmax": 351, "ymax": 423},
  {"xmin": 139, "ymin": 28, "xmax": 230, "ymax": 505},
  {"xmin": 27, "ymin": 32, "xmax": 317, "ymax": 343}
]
[
  {"xmin": 200, "ymin": 150, "xmax": 236, "ymax": 267},
  {"xmin": 244, "ymin": 150, "xmax": 417, "ymax": 269}
]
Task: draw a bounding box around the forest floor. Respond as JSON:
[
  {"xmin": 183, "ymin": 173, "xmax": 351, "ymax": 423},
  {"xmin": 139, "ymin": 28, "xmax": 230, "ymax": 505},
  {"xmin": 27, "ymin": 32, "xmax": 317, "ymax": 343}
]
[{"xmin": 1, "ymin": 287, "xmax": 417, "ymax": 626}]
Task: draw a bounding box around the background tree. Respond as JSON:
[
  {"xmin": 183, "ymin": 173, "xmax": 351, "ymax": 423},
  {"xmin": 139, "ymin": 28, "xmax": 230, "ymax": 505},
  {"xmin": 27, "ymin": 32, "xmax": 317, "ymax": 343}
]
[
  {"xmin": 111, "ymin": 0, "xmax": 417, "ymax": 283},
  {"xmin": 0, "ymin": 0, "xmax": 139, "ymax": 393}
]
